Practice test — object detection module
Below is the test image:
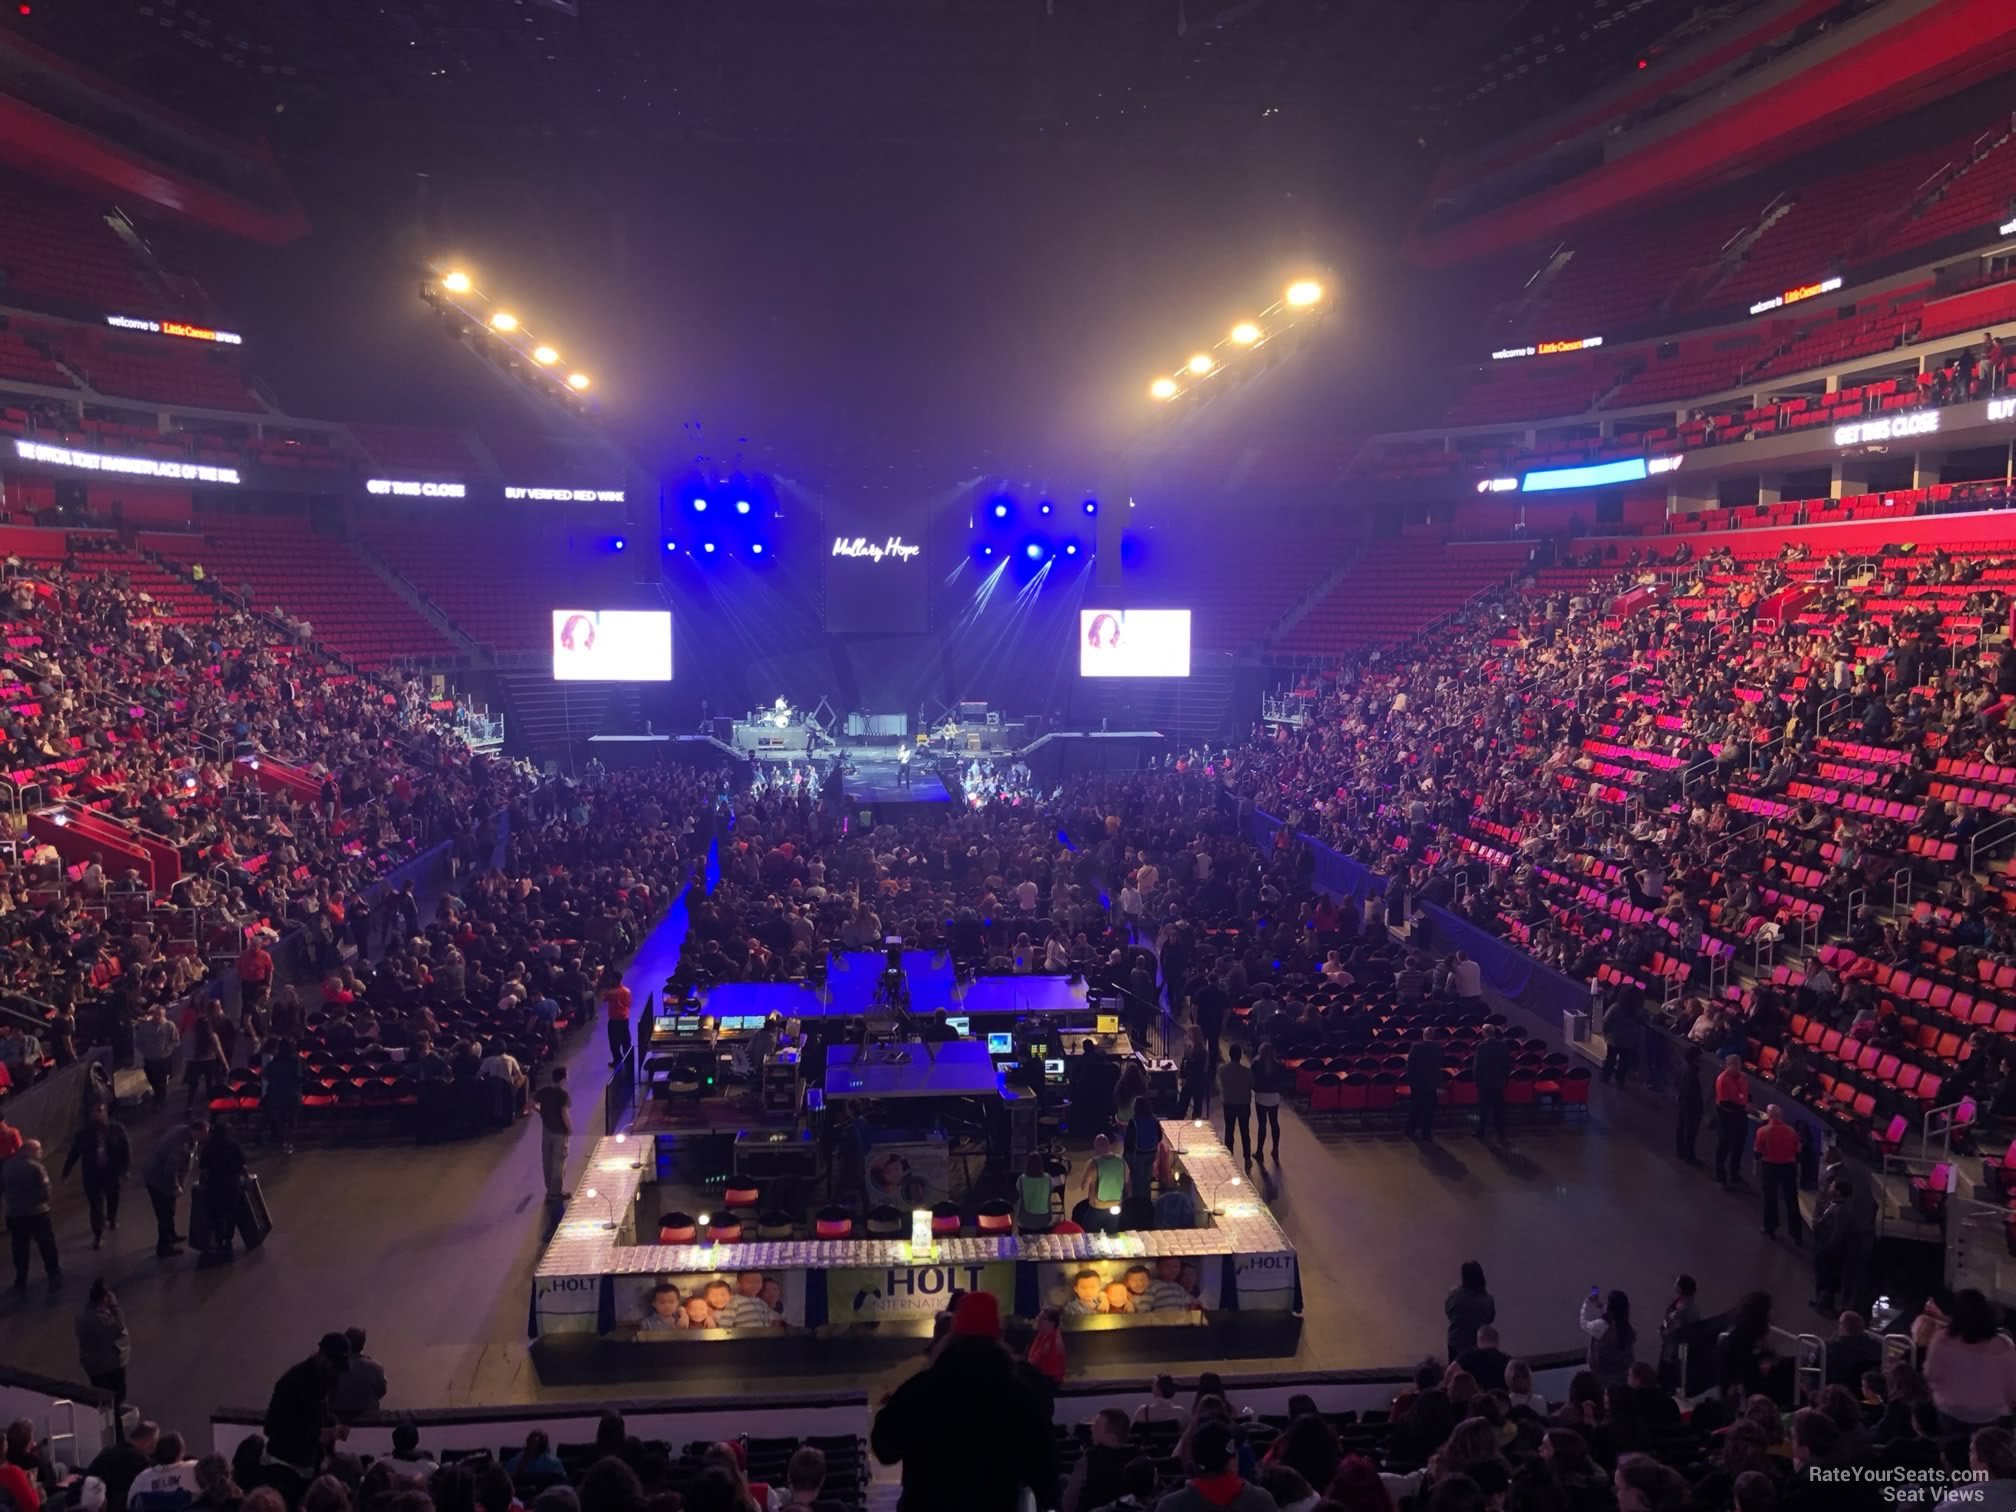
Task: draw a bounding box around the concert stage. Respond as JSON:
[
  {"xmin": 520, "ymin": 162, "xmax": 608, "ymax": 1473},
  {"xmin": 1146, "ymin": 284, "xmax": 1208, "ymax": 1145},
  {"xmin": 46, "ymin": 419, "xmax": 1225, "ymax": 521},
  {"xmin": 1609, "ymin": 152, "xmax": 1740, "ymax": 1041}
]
[
  {"xmin": 838, "ymin": 751, "xmax": 951, "ymax": 808},
  {"xmin": 689, "ymin": 952, "xmax": 1091, "ymax": 1021}
]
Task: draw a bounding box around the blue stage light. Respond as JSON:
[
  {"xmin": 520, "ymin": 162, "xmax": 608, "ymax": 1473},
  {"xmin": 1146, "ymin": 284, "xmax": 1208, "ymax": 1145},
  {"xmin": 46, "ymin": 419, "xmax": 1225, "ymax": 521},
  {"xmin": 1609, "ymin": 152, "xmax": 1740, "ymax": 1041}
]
[
  {"xmin": 735, "ymin": 499, "xmax": 752, "ymax": 515},
  {"xmin": 693, "ymin": 498, "xmax": 708, "ymax": 512},
  {"xmin": 751, "ymin": 542, "xmax": 765, "ymax": 555},
  {"xmin": 1025, "ymin": 542, "xmax": 1044, "ymax": 560},
  {"xmin": 702, "ymin": 541, "xmax": 717, "ymax": 554},
  {"xmin": 1039, "ymin": 501, "xmax": 1053, "ymax": 516},
  {"xmin": 1065, "ymin": 542, "xmax": 1079, "ymax": 556},
  {"xmin": 981, "ymin": 545, "xmax": 994, "ymax": 557},
  {"xmin": 663, "ymin": 538, "xmax": 675, "ymax": 552},
  {"xmin": 992, "ymin": 502, "xmax": 1009, "ymax": 519},
  {"xmin": 1082, "ymin": 499, "xmax": 1097, "ymax": 515},
  {"xmin": 612, "ymin": 537, "xmax": 626, "ymax": 551}
]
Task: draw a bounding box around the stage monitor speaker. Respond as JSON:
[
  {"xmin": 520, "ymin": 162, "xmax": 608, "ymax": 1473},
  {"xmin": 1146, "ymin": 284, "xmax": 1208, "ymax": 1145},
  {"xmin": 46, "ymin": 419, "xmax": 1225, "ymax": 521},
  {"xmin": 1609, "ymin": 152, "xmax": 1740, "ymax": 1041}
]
[{"xmin": 712, "ymin": 717, "xmax": 735, "ymax": 744}]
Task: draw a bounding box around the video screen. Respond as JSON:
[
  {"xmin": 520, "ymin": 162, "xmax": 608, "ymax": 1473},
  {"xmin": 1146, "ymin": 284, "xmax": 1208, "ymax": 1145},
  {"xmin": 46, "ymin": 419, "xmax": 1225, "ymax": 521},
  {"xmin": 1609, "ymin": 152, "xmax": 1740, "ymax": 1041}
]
[
  {"xmin": 824, "ymin": 509, "xmax": 929, "ymax": 633},
  {"xmin": 552, "ymin": 610, "xmax": 673, "ymax": 682},
  {"xmin": 1079, "ymin": 609, "xmax": 1191, "ymax": 678},
  {"xmin": 986, "ymin": 1031, "xmax": 1014, "ymax": 1056}
]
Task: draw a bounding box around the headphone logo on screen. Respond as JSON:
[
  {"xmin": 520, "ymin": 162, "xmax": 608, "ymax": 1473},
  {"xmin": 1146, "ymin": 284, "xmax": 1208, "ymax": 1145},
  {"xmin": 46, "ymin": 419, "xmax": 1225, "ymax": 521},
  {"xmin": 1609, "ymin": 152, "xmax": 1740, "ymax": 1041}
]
[{"xmin": 831, "ymin": 536, "xmax": 921, "ymax": 563}]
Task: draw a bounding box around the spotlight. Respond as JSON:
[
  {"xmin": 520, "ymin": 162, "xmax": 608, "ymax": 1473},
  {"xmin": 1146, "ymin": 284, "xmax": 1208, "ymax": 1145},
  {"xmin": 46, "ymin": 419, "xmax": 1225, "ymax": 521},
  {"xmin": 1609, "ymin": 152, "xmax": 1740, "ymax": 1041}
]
[
  {"xmin": 1188, "ymin": 354, "xmax": 1215, "ymax": 375},
  {"xmin": 1024, "ymin": 543, "xmax": 1044, "ymax": 560},
  {"xmin": 1065, "ymin": 543, "xmax": 1079, "ymax": 556},
  {"xmin": 1082, "ymin": 499, "xmax": 1097, "ymax": 516},
  {"xmin": 992, "ymin": 502, "xmax": 1009, "ymax": 519},
  {"xmin": 663, "ymin": 538, "xmax": 675, "ymax": 551},
  {"xmin": 981, "ymin": 545, "xmax": 994, "ymax": 557},
  {"xmin": 442, "ymin": 271, "xmax": 472, "ymax": 294},
  {"xmin": 489, "ymin": 311, "xmax": 519, "ymax": 332},
  {"xmin": 1150, "ymin": 377, "xmax": 1179, "ymax": 400},
  {"xmin": 702, "ymin": 541, "xmax": 717, "ymax": 554},
  {"xmin": 751, "ymin": 542, "xmax": 766, "ymax": 556},
  {"xmin": 735, "ymin": 499, "xmax": 751, "ymax": 515},
  {"xmin": 612, "ymin": 537, "xmax": 625, "ymax": 551},
  {"xmin": 693, "ymin": 498, "xmax": 708, "ymax": 512},
  {"xmin": 566, "ymin": 373, "xmax": 591, "ymax": 391},
  {"xmin": 1230, "ymin": 321, "xmax": 1261, "ymax": 345},
  {"xmin": 532, "ymin": 345, "xmax": 560, "ymax": 365},
  {"xmin": 1038, "ymin": 501, "xmax": 1053, "ymax": 516},
  {"xmin": 1285, "ymin": 279, "xmax": 1323, "ymax": 307}
]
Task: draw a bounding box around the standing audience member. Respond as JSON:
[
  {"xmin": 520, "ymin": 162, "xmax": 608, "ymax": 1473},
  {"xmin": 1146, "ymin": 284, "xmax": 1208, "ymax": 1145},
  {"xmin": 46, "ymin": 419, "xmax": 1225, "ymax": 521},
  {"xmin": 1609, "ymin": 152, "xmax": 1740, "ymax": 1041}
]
[
  {"xmin": 1445, "ymin": 1262, "xmax": 1496, "ymax": 1361},
  {"xmin": 1580, "ymin": 1288, "xmax": 1638, "ymax": 1389},
  {"xmin": 1471, "ymin": 1026, "xmax": 1510, "ymax": 1142},
  {"xmin": 1754, "ymin": 1105, "xmax": 1805, "ymax": 1243},
  {"xmin": 1251, "ymin": 1044, "xmax": 1289, "ymax": 1163},
  {"xmin": 1714, "ymin": 1055, "xmax": 1751, "ymax": 1188},
  {"xmin": 871, "ymin": 1291, "xmax": 1057, "ymax": 1512},
  {"xmin": 1675, "ymin": 1047, "xmax": 1705, "ymax": 1165},
  {"xmin": 75, "ymin": 1278, "xmax": 131, "ymax": 1405},
  {"xmin": 1218, "ymin": 1045, "xmax": 1254, "ymax": 1165},
  {"xmin": 143, "ymin": 1121, "xmax": 204, "ymax": 1260},
  {"xmin": 3, "ymin": 1136, "xmax": 59, "ymax": 1293},
  {"xmin": 328, "ymin": 1327, "xmax": 388, "ymax": 1422},
  {"xmin": 1923, "ymin": 1289, "xmax": 2016, "ymax": 1435},
  {"xmin": 63, "ymin": 1103, "xmax": 131, "ymax": 1249},
  {"xmin": 1405, "ymin": 1029, "xmax": 1445, "ymax": 1141}
]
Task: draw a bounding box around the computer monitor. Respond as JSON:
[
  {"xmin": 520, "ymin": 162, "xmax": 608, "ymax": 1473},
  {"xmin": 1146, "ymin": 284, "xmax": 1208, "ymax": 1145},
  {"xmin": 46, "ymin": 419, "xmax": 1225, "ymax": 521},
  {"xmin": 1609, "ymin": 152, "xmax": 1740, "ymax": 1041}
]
[
  {"xmin": 986, "ymin": 1031, "xmax": 1014, "ymax": 1056},
  {"xmin": 1095, "ymin": 1013, "xmax": 1120, "ymax": 1036},
  {"xmin": 674, "ymin": 1015, "xmax": 701, "ymax": 1034},
  {"xmin": 1043, "ymin": 1058, "xmax": 1066, "ymax": 1081},
  {"xmin": 946, "ymin": 1015, "xmax": 971, "ymax": 1037}
]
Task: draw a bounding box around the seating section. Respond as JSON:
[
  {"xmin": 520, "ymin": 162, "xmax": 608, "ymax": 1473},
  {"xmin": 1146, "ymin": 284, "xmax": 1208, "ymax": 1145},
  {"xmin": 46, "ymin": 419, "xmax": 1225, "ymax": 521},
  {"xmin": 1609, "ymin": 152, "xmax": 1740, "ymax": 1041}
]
[
  {"xmin": 360, "ymin": 518, "xmax": 636, "ymax": 655},
  {"xmin": 1444, "ymin": 349, "xmax": 1619, "ymax": 426},
  {"xmin": 0, "ymin": 179, "xmax": 159, "ymax": 312},
  {"xmin": 1881, "ymin": 129, "xmax": 2016, "ymax": 258},
  {"xmin": 1741, "ymin": 283, "xmax": 1929, "ymax": 384},
  {"xmin": 1277, "ymin": 540, "xmax": 1531, "ymax": 657},
  {"xmin": 348, "ymin": 423, "xmax": 483, "ymax": 478},
  {"xmin": 0, "ymin": 322, "xmax": 74, "ymax": 390},
  {"xmin": 477, "ymin": 427, "xmax": 625, "ymax": 486},
  {"xmin": 1716, "ymin": 135, "xmax": 1967, "ymax": 313},
  {"xmin": 44, "ymin": 327, "xmax": 264, "ymax": 412},
  {"xmin": 1532, "ymin": 189, "xmax": 1766, "ymax": 335},
  {"xmin": 1123, "ymin": 523, "xmax": 1365, "ymax": 654},
  {"xmin": 151, "ymin": 514, "xmax": 462, "ymax": 670}
]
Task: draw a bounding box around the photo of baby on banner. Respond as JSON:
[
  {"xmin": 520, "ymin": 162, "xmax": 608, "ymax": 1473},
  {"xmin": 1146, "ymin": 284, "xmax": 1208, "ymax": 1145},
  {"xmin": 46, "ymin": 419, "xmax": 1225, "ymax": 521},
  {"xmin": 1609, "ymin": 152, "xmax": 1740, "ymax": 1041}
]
[
  {"xmin": 623, "ymin": 1269, "xmax": 806, "ymax": 1335},
  {"xmin": 1044, "ymin": 1256, "xmax": 1214, "ymax": 1319}
]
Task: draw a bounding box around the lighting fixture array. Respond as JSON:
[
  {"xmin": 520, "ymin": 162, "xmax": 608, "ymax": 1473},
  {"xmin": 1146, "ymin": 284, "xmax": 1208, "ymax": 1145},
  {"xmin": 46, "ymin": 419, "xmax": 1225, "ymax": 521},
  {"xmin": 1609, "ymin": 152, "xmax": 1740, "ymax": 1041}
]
[{"xmin": 1147, "ymin": 279, "xmax": 1327, "ymax": 403}]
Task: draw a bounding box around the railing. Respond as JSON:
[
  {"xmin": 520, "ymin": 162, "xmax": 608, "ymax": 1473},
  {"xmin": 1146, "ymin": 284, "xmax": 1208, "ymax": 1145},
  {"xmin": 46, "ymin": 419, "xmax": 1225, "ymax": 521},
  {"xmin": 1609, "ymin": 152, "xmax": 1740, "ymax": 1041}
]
[
  {"xmin": 1969, "ymin": 816, "xmax": 2016, "ymax": 875},
  {"xmin": 1889, "ymin": 867, "xmax": 1912, "ymax": 915},
  {"xmin": 605, "ymin": 1041, "xmax": 637, "ymax": 1136},
  {"xmin": 1814, "ymin": 692, "xmax": 1854, "ymax": 740}
]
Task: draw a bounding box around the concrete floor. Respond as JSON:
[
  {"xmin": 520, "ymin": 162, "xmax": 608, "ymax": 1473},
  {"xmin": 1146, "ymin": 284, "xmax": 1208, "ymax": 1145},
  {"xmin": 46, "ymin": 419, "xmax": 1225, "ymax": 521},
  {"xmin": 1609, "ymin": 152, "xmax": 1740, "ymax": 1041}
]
[{"xmin": 2, "ymin": 900, "xmax": 1819, "ymax": 1437}]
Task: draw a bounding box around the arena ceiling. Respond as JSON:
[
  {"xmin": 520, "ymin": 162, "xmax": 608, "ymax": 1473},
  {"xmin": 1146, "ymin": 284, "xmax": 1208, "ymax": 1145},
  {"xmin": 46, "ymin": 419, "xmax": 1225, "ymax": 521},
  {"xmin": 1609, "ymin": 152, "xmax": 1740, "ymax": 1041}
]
[{"xmin": 19, "ymin": 0, "xmax": 1543, "ymax": 160}]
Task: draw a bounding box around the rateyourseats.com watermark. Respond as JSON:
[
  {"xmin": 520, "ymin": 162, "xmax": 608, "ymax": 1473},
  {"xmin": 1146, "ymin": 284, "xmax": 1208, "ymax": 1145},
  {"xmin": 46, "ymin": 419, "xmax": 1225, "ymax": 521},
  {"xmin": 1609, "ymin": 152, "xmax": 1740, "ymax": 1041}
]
[{"xmin": 1809, "ymin": 1467, "xmax": 2009, "ymax": 1505}]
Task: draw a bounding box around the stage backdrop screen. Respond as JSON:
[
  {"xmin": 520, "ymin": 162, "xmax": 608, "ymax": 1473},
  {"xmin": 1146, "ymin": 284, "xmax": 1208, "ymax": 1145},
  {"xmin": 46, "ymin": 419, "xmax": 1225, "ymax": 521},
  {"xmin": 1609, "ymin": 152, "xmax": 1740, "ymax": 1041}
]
[
  {"xmin": 825, "ymin": 529, "xmax": 928, "ymax": 633},
  {"xmin": 551, "ymin": 610, "xmax": 673, "ymax": 681},
  {"xmin": 1079, "ymin": 608, "xmax": 1191, "ymax": 678}
]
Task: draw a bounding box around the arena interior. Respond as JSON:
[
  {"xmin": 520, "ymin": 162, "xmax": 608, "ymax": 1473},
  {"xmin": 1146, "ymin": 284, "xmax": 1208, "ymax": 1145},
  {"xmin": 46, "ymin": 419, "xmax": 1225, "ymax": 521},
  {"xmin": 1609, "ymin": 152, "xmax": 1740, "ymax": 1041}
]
[{"xmin": 6, "ymin": 2, "xmax": 2016, "ymax": 1510}]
